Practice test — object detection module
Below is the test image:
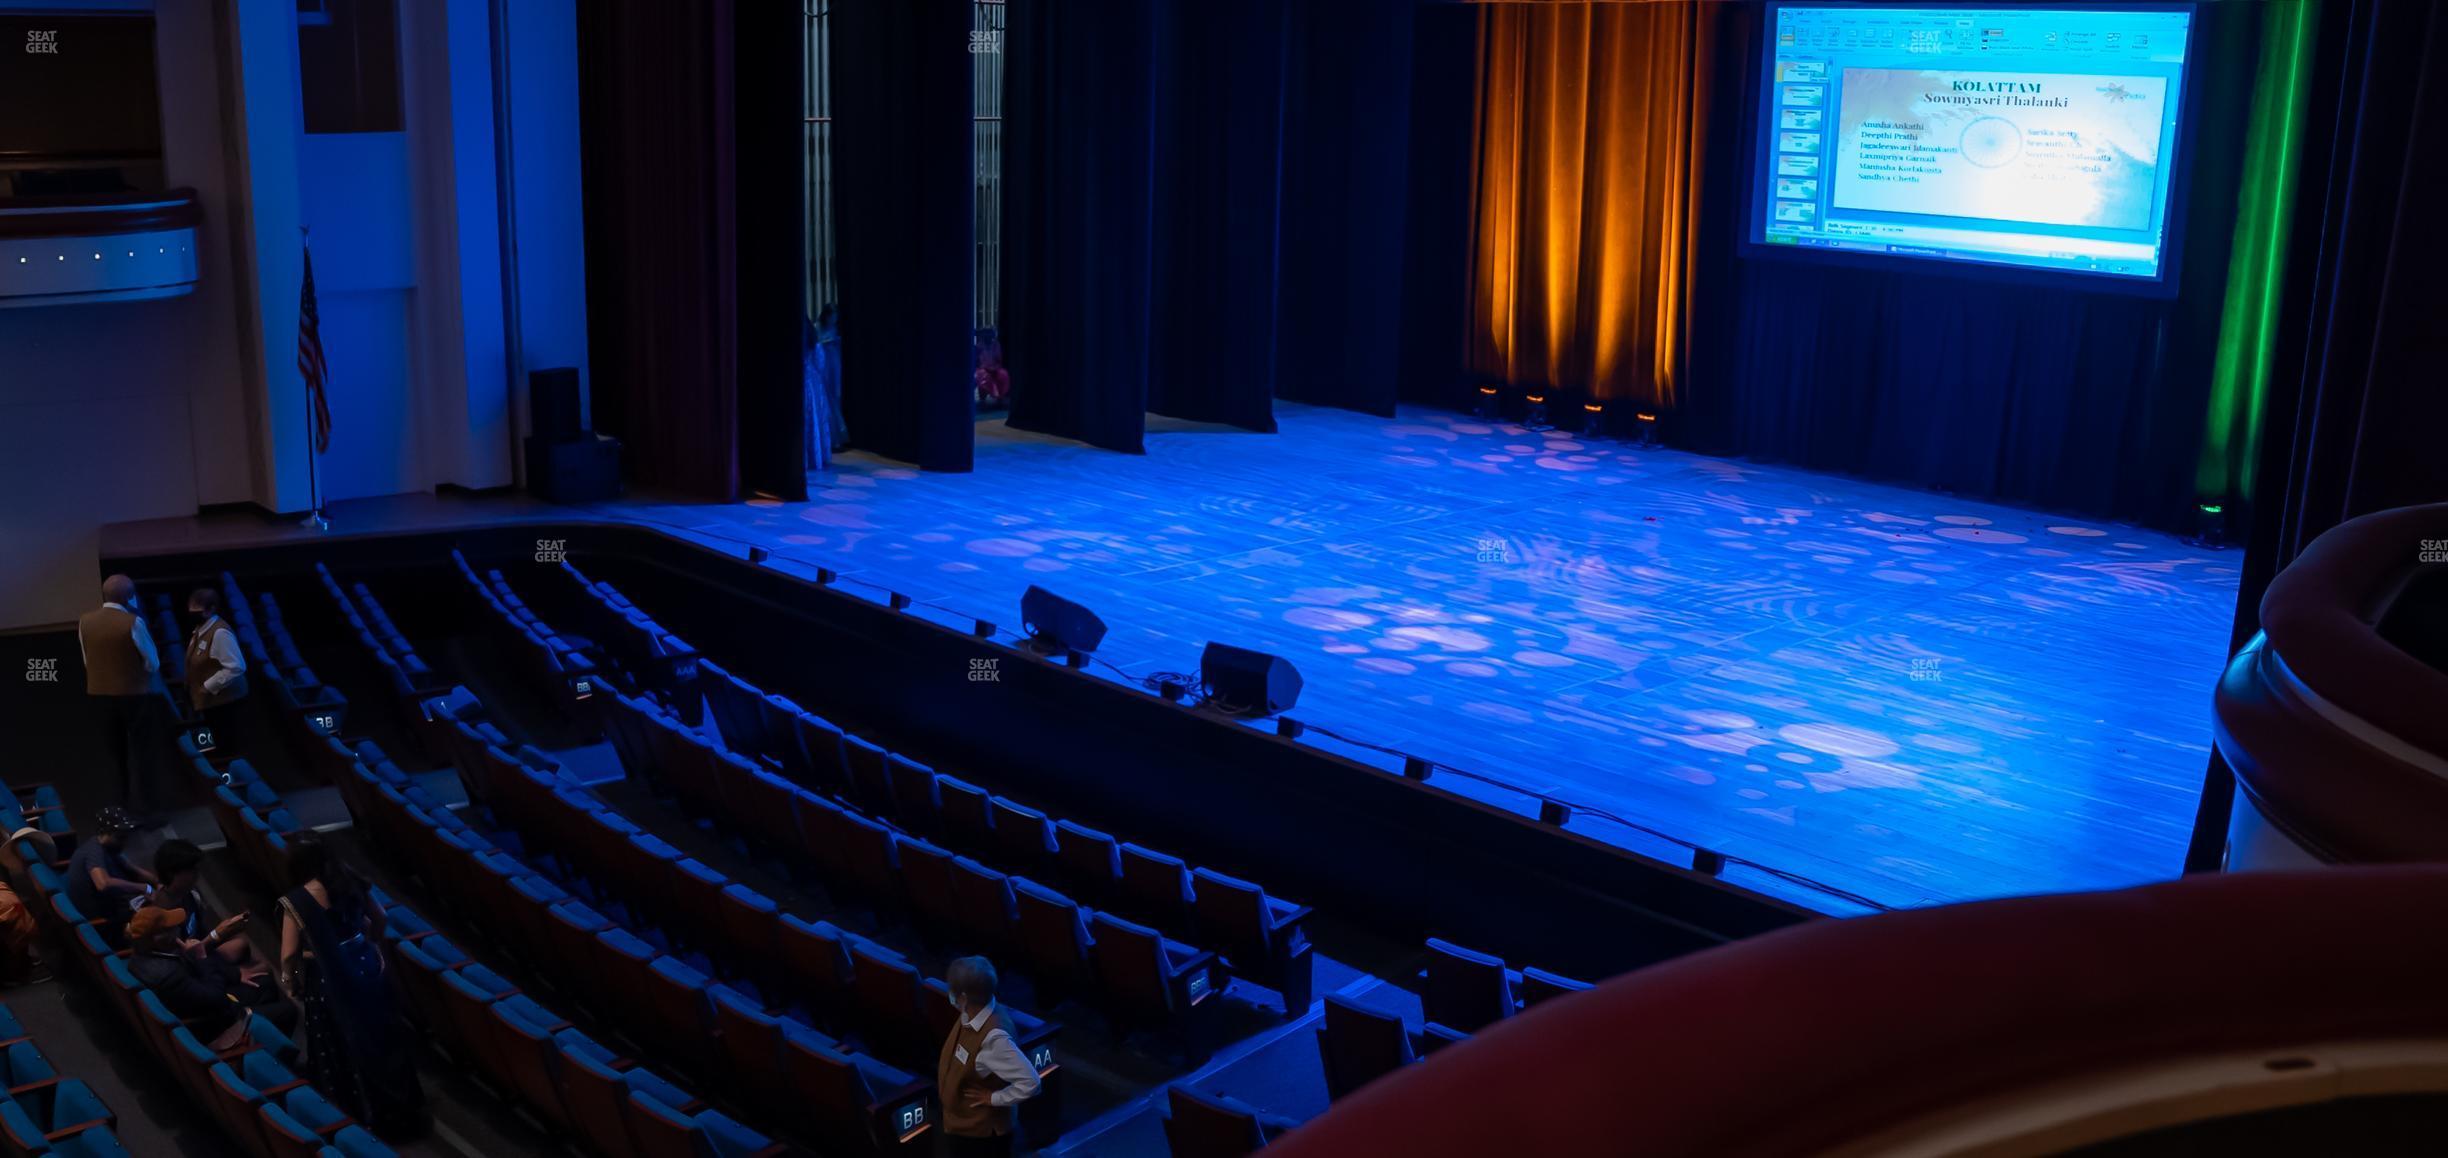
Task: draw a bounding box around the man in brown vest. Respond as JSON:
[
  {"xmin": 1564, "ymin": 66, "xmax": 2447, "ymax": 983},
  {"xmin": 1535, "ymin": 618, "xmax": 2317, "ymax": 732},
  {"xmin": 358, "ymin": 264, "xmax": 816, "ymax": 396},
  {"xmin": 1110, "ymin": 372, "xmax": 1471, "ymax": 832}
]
[
  {"xmin": 77, "ymin": 575, "xmax": 164, "ymax": 819},
  {"xmin": 183, "ymin": 588, "xmax": 250, "ymax": 753},
  {"xmin": 936, "ymin": 956, "xmax": 1042, "ymax": 1156}
]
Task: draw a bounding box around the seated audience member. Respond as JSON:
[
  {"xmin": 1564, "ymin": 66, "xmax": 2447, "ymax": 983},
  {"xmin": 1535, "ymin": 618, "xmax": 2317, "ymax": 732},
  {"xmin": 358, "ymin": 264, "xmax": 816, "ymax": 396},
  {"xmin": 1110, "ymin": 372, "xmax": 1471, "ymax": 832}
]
[
  {"xmin": 146, "ymin": 839, "xmax": 273, "ymax": 986},
  {"xmin": 127, "ymin": 905, "xmax": 295, "ymax": 1048},
  {"xmin": 0, "ymin": 868, "xmax": 48, "ymax": 988},
  {"xmin": 66, "ymin": 807, "xmax": 152, "ymax": 925}
]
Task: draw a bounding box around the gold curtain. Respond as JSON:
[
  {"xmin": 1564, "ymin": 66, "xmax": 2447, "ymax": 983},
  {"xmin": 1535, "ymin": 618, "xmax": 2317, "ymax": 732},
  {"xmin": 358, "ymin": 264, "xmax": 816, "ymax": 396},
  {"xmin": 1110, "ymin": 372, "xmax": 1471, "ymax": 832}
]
[{"xmin": 1467, "ymin": 0, "xmax": 1720, "ymax": 408}]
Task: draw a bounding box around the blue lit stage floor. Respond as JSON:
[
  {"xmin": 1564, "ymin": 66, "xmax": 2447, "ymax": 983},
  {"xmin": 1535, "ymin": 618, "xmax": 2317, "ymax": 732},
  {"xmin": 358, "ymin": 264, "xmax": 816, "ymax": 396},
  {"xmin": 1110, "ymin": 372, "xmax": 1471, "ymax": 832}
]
[{"xmin": 628, "ymin": 405, "xmax": 2233, "ymax": 914}]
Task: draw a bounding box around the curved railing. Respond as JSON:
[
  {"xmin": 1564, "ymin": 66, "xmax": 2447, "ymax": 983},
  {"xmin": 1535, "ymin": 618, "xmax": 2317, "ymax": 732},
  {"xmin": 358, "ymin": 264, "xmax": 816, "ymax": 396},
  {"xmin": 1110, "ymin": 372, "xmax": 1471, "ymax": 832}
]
[
  {"xmin": 2216, "ymin": 503, "xmax": 2448, "ymax": 866},
  {"xmin": 1268, "ymin": 865, "xmax": 2448, "ymax": 1157}
]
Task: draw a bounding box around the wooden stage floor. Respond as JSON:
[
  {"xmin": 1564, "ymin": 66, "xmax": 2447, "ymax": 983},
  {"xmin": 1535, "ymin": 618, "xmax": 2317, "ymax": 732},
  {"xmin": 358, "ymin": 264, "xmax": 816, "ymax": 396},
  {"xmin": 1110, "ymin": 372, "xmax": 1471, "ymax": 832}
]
[
  {"xmin": 103, "ymin": 403, "xmax": 2235, "ymax": 914},
  {"xmin": 615, "ymin": 404, "xmax": 2235, "ymax": 914}
]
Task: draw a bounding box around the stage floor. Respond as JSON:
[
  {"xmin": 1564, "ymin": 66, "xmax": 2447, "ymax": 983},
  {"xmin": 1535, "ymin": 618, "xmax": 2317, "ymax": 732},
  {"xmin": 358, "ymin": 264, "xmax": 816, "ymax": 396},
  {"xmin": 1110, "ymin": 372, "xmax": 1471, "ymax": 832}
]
[{"xmin": 613, "ymin": 404, "xmax": 2234, "ymax": 914}]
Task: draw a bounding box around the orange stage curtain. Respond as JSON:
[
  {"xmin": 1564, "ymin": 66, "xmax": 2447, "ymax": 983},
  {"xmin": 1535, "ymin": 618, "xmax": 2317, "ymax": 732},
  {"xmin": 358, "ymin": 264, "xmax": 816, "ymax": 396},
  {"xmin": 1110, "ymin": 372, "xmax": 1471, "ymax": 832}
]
[{"xmin": 1466, "ymin": 0, "xmax": 1723, "ymax": 409}]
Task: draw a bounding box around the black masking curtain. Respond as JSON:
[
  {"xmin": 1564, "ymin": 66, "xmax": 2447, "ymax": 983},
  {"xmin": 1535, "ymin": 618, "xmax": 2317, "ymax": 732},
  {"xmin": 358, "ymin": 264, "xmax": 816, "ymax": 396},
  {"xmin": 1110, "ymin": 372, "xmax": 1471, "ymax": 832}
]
[
  {"xmin": 832, "ymin": 0, "xmax": 976, "ymax": 471},
  {"xmin": 1000, "ymin": 0, "xmax": 1160, "ymax": 452}
]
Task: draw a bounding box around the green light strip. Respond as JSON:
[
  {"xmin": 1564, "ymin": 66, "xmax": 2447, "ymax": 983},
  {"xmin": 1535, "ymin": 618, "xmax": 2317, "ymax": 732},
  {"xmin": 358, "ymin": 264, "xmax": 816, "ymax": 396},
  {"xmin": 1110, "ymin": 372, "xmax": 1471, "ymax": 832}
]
[{"xmin": 2197, "ymin": 0, "xmax": 2319, "ymax": 505}]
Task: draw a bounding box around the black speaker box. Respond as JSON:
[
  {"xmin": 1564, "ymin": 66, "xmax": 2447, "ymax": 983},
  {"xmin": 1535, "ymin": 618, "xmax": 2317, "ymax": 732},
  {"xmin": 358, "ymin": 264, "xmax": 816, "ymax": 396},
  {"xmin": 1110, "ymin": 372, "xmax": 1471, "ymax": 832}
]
[
  {"xmin": 1021, "ymin": 586, "xmax": 1106, "ymax": 655},
  {"xmin": 1201, "ymin": 642, "xmax": 1303, "ymax": 716},
  {"xmin": 531, "ymin": 367, "xmax": 583, "ymax": 442}
]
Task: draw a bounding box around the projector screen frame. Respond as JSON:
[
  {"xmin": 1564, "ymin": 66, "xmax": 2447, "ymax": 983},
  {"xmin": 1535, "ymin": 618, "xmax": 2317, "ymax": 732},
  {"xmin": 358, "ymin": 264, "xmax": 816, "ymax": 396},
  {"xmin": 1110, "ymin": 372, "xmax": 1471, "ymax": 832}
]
[{"xmin": 1740, "ymin": 0, "xmax": 2203, "ymax": 299}]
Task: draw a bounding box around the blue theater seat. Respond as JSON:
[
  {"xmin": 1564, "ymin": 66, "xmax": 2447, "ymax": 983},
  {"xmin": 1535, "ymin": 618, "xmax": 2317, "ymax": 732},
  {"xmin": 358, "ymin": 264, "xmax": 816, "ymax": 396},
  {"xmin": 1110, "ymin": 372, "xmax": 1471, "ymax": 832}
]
[
  {"xmin": 715, "ymin": 885, "xmax": 783, "ymax": 1001},
  {"xmin": 1192, "ymin": 866, "xmax": 1316, "ymax": 1015},
  {"xmin": 780, "ymin": 1032, "xmax": 931, "ymax": 1155},
  {"xmin": 894, "ymin": 837, "xmax": 961, "ymax": 948},
  {"xmin": 1117, "ymin": 843, "xmax": 1197, "ymax": 937},
  {"xmin": 883, "ymin": 754, "xmax": 941, "ymax": 835},
  {"xmin": 624, "ymin": 1091, "xmax": 779, "ymax": 1158},
  {"xmin": 1086, "ymin": 912, "xmax": 1223, "ymax": 1039},
  {"xmin": 1317, "ymin": 994, "xmax": 1416, "ymax": 1101},
  {"xmin": 948, "ymin": 856, "xmax": 1019, "ymax": 958},
  {"xmin": 1012, "ymin": 877, "xmax": 1096, "ymax": 1005},
  {"xmin": 843, "ymin": 735, "xmax": 890, "ymax": 815},
  {"xmin": 1052, "ymin": 820, "xmax": 1123, "ymax": 908},
  {"xmin": 1520, "ymin": 966, "xmax": 1594, "ymax": 1009},
  {"xmin": 836, "ymin": 813, "xmax": 904, "ymax": 916},
  {"xmin": 846, "ymin": 942, "xmax": 936, "ymax": 1067},
  {"xmin": 1420, "ymin": 938, "xmax": 1519, "ymax": 1033},
  {"xmin": 936, "ymin": 775, "xmax": 994, "ymax": 853},
  {"xmin": 1162, "ymin": 1085, "xmax": 1299, "ymax": 1158},
  {"xmin": 777, "ymin": 915, "xmax": 855, "ymax": 1031},
  {"xmin": 789, "ymin": 711, "xmax": 849, "ymax": 793},
  {"xmin": 987, "ymin": 796, "xmax": 1057, "ymax": 880}
]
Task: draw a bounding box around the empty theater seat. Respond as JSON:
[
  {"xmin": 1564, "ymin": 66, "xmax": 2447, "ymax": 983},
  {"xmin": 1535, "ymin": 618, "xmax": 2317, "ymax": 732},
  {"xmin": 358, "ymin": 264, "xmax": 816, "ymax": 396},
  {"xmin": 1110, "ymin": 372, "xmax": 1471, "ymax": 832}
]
[
  {"xmin": 1192, "ymin": 867, "xmax": 1315, "ymax": 1014},
  {"xmin": 1420, "ymin": 939, "xmax": 1519, "ymax": 1034},
  {"xmin": 1087, "ymin": 912, "xmax": 1224, "ymax": 1039},
  {"xmin": 1519, "ymin": 966, "xmax": 1593, "ymax": 1009},
  {"xmin": 1317, "ymin": 995, "xmax": 1417, "ymax": 1101},
  {"xmin": 1162, "ymin": 1085, "xmax": 1300, "ymax": 1157}
]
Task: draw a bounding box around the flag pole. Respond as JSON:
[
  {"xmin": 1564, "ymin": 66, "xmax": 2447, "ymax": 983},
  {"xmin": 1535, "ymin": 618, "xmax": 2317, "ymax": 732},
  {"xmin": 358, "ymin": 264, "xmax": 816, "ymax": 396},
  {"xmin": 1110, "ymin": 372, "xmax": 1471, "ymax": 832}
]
[{"xmin": 299, "ymin": 226, "xmax": 328, "ymax": 532}]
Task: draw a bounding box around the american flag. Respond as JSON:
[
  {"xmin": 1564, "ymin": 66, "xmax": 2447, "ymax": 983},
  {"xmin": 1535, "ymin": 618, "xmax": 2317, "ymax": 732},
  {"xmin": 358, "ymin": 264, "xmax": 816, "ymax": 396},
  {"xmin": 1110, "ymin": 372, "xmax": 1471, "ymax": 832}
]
[{"xmin": 298, "ymin": 242, "xmax": 332, "ymax": 454}]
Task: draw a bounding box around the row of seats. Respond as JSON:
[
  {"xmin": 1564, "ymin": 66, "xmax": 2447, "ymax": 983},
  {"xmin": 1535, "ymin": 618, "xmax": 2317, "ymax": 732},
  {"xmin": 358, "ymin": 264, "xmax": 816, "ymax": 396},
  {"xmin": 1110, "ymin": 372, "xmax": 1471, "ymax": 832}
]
[
  {"xmin": 549, "ymin": 572, "xmax": 1321, "ymax": 1020},
  {"xmin": 446, "ymin": 552, "xmax": 601, "ymax": 705},
  {"xmin": 314, "ymin": 564, "xmax": 444, "ymax": 713},
  {"xmin": 0, "ymin": 1002, "xmax": 131, "ymax": 1158},
  {"xmin": 20, "ymin": 821, "xmax": 388, "ymax": 1158},
  {"xmin": 0, "ymin": 771, "xmax": 68, "ymax": 843},
  {"xmin": 1162, "ymin": 1084, "xmax": 1302, "ymax": 1158},
  {"xmin": 506, "ymin": 565, "xmax": 1318, "ymax": 1019},
  {"xmin": 546, "ymin": 560, "xmax": 699, "ymax": 703},
  {"xmin": 192, "ymin": 746, "xmax": 305, "ymax": 894},
  {"xmin": 435, "ymin": 712, "xmax": 1065, "ymax": 1083},
  {"xmin": 596, "ymin": 690, "xmax": 1233, "ymax": 1042},
  {"xmin": 330, "ymin": 732, "xmax": 940, "ymax": 1155},
  {"xmin": 202, "ymin": 736, "xmax": 798, "ymax": 1158},
  {"xmin": 219, "ymin": 574, "xmax": 349, "ymax": 743},
  {"xmin": 1311, "ymin": 942, "xmax": 1594, "ymax": 1108}
]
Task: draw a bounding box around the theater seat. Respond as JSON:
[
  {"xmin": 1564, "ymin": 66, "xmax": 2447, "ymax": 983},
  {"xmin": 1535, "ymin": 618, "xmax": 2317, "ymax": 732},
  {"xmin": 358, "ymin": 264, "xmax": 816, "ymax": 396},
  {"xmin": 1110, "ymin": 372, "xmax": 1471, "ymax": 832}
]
[
  {"xmin": 937, "ymin": 775, "xmax": 994, "ymax": 854},
  {"xmin": 1520, "ymin": 966, "xmax": 1593, "ymax": 1009},
  {"xmin": 837, "ymin": 812, "xmax": 905, "ymax": 916},
  {"xmin": 1052, "ymin": 820, "xmax": 1123, "ymax": 909},
  {"xmin": 1162, "ymin": 1085, "xmax": 1298, "ymax": 1157},
  {"xmin": 895, "ymin": 838, "xmax": 961, "ymax": 948},
  {"xmin": 1013, "ymin": 877, "xmax": 1095, "ymax": 1005},
  {"xmin": 1117, "ymin": 843, "xmax": 1197, "ymax": 937},
  {"xmin": 844, "ymin": 736, "xmax": 890, "ymax": 815},
  {"xmin": 778, "ymin": 914, "xmax": 855, "ymax": 1032},
  {"xmin": 780, "ymin": 1031, "xmax": 932, "ymax": 1155},
  {"xmin": 641, "ymin": 956, "xmax": 719, "ymax": 1082},
  {"xmin": 883, "ymin": 754, "xmax": 941, "ymax": 836},
  {"xmin": 847, "ymin": 944, "xmax": 936, "ymax": 1068},
  {"xmin": 948, "ymin": 856, "xmax": 1019, "ymax": 958},
  {"xmin": 790, "ymin": 712, "xmax": 849, "ymax": 793},
  {"xmin": 987, "ymin": 796, "xmax": 1057, "ymax": 881},
  {"xmin": 1087, "ymin": 913, "xmax": 1223, "ymax": 1039},
  {"xmin": 715, "ymin": 884, "xmax": 783, "ymax": 1001},
  {"xmin": 1317, "ymin": 995, "xmax": 1416, "ymax": 1101},
  {"xmin": 1191, "ymin": 867, "xmax": 1315, "ymax": 1015},
  {"xmin": 708, "ymin": 985, "xmax": 792, "ymax": 1117},
  {"xmin": 624, "ymin": 1090, "xmax": 779, "ymax": 1158},
  {"xmin": 1420, "ymin": 938, "xmax": 1518, "ymax": 1033}
]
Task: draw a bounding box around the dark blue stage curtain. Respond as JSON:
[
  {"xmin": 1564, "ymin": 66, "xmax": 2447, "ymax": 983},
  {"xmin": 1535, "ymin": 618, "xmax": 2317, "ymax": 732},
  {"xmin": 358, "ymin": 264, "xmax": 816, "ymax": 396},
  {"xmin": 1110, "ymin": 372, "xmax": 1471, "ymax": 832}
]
[
  {"xmin": 576, "ymin": 0, "xmax": 741, "ymax": 499},
  {"xmin": 736, "ymin": 0, "xmax": 808, "ymax": 500},
  {"xmin": 1274, "ymin": 0, "xmax": 1423, "ymax": 417},
  {"xmin": 832, "ymin": 0, "xmax": 976, "ymax": 472},
  {"xmin": 1146, "ymin": 0, "xmax": 1289, "ymax": 432},
  {"xmin": 1001, "ymin": 0, "xmax": 1159, "ymax": 452},
  {"xmin": 1689, "ymin": 1, "xmax": 2263, "ymax": 532}
]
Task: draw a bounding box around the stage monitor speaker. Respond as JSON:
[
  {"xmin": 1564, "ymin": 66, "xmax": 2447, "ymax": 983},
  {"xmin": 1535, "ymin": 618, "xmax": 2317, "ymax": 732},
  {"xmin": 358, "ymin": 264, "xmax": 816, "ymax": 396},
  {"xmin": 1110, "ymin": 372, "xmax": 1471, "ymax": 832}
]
[
  {"xmin": 1201, "ymin": 642, "xmax": 1302, "ymax": 716},
  {"xmin": 1021, "ymin": 586, "xmax": 1106, "ymax": 656},
  {"xmin": 531, "ymin": 367, "xmax": 583, "ymax": 442}
]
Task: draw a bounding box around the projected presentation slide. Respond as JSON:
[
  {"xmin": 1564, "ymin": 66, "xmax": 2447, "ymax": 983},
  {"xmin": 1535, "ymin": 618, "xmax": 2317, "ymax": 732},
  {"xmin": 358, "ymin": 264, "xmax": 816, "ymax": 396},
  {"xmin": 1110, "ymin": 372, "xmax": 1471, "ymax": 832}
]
[{"xmin": 1749, "ymin": 4, "xmax": 2193, "ymax": 286}]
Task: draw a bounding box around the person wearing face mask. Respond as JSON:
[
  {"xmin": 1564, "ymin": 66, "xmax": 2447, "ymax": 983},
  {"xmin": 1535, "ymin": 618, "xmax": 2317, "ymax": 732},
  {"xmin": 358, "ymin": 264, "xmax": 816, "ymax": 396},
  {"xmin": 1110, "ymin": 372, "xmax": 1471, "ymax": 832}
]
[{"xmin": 937, "ymin": 956, "xmax": 1041, "ymax": 1156}]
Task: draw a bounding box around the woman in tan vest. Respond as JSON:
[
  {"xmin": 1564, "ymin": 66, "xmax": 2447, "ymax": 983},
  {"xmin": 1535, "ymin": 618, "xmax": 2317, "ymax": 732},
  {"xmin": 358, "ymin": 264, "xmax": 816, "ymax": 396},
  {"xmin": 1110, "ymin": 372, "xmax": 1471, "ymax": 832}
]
[
  {"xmin": 183, "ymin": 588, "xmax": 250, "ymax": 753},
  {"xmin": 937, "ymin": 956, "xmax": 1042, "ymax": 1156},
  {"xmin": 77, "ymin": 575, "xmax": 162, "ymax": 818}
]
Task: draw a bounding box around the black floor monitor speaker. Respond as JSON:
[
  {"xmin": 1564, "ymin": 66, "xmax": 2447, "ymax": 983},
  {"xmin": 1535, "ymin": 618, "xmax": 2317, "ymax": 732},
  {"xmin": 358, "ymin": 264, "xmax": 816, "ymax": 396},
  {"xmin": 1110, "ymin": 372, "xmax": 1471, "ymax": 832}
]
[
  {"xmin": 531, "ymin": 367, "xmax": 582, "ymax": 441},
  {"xmin": 1201, "ymin": 642, "xmax": 1302, "ymax": 716},
  {"xmin": 1021, "ymin": 586, "xmax": 1106, "ymax": 655}
]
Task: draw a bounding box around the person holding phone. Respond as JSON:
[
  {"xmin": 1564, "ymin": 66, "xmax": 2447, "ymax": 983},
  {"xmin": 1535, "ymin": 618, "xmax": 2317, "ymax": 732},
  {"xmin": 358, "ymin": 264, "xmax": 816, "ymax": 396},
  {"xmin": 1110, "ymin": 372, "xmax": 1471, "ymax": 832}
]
[{"xmin": 146, "ymin": 839, "xmax": 273, "ymax": 987}]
